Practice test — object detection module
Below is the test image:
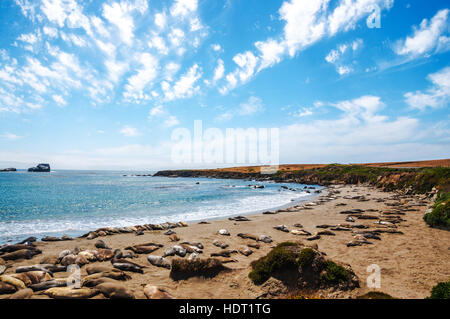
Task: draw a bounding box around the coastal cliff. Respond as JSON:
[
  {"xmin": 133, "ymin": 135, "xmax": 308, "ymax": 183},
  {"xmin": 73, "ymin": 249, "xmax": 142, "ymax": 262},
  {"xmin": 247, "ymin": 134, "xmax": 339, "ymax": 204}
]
[{"xmin": 154, "ymin": 164, "xmax": 450, "ymax": 194}]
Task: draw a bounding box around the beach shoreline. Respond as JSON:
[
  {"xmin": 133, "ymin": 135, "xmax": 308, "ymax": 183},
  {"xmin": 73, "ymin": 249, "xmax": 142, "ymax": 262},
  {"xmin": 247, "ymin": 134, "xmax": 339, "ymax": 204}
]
[{"xmin": 1, "ymin": 183, "xmax": 449, "ymax": 299}]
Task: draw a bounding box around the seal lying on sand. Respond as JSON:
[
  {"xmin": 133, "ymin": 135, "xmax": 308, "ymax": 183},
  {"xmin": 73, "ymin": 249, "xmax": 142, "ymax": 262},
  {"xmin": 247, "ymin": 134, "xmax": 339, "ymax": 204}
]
[
  {"xmin": 29, "ymin": 279, "xmax": 67, "ymax": 292},
  {"xmin": 147, "ymin": 255, "xmax": 171, "ymax": 269},
  {"xmin": 125, "ymin": 243, "xmax": 163, "ymax": 254},
  {"xmin": 0, "ymin": 275, "xmax": 26, "ymax": 289},
  {"xmin": 9, "ymin": 288, "xmax": 33, "ymax": 299},
  {"xmin": 0, "ymin": 244, "xmax": 37, "ymax": 254},
  {"xmin": 41, "ymin": 287, "xmax": 100, "ymax": 299},
  {"xmin": 144, "ymin": 285, "xmax": 173, "ymax": 299},
  {"xmin": 112, "ymin": 263, "xmax": 144, "ymax": 274},
  {"xmin": 0, "ymin": 281, "xmax": 17, "ymax": 294},
  {"xmin": 1, "ymin": 249, "xmax": 42, "ymax": 261},
  {"xmin": 11, "ymin": 271, "xmax": 52, "ymax": 286},
  {"xmin": 96, "ymin": 283, "xmax": 134, "ymax": 299}
]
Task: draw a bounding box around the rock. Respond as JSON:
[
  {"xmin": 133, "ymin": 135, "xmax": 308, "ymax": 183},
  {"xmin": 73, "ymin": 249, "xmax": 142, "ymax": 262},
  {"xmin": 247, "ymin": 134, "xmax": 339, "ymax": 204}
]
[
  {"xmin": 169, "ymin": 258, "xmax": 227, "ymax": 281},
  {"xmin": 96, "ymin": 282, "xmax": 134, "ymax": 299},
  {"xmin": 188, "ymin": 253, "xmax": 199, "ymax": 260},
  {"xmin": 274, "ymin": 225, "xmax": 289, "ymax": 232},
  {"xmin": 9, "ymin": 288, "xmax": 33, "ymax": 299},
  {"xmin": 0, "ymin": 168, "xmax": 17, "ymax": 172},
  {"xmin": 218, "ymin": 229, "xmax": 230, "ymax": 236},
  {"xmin": 258, "ymin": 235, "xmax": 273, "ymax": 243},
  {"xmin": 27, "ymin": 164, "xmax": 50, "ymax": 172},
  {"xmin": 143, "ymin": 285, "xmax": 173, "ymax": 299},
  {"xmin": 147, "ymin": 255, "xmax": 171, "ymax": 269}
]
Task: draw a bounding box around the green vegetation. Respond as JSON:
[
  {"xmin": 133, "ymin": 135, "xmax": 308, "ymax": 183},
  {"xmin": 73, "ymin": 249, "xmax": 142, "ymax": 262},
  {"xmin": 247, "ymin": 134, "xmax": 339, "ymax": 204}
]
[
  {"xmin": 423, "ymin": 192, "xmax": 450, "ymax": 229},
  {"xmin": 248, "ymin": 242, "xmax": 299, "ymax": 285},
  {"xmin": 427, "ymin": 280, "xmax": 450, "ymax": 299},
  {"xmin": 357, "ymin": 291, "xmax": 395, "ymax": 299},
  {"xmin": 320, "ymin": 260, "xmax": 350, "ymax": 285}
]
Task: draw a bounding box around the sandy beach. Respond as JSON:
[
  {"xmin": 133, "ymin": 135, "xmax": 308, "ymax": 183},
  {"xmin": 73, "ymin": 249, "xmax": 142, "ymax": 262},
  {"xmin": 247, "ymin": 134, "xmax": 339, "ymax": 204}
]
[{"xmin": 1, "ymin": 184, "xmax": 449, "ymax": 299}]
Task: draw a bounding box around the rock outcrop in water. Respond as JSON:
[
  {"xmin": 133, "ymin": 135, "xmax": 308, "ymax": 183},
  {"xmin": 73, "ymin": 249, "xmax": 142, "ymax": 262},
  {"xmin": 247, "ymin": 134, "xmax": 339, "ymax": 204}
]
[
  {"xmin": 0, "ymin": 168, "xmax": 16, "ymax": 172},
  {"xmin": 28, "ymin": 164, "xmax": 50, "ymax": 172}
]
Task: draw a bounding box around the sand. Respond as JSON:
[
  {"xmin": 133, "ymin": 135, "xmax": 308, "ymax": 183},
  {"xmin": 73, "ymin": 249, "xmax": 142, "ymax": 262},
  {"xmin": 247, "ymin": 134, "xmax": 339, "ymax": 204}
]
[{"xmin": 1, "ymin": 185, "xmax": 449, "ymax": 299}]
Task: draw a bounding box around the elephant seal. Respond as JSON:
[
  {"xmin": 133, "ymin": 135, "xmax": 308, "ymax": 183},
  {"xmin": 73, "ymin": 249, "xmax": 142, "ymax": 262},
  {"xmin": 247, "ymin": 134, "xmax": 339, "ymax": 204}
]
[
  {"xmin": 78, "ymin": 250, "xmax": 97, "ymax": 262},
  {"xmin": 82, "ymin": 277, "xmax": 118, "ymax": 288},
  {"xmin": 82, "ymin": 271, "xmax": 131, "ymax": 283},
  {"xmin": 0, "ymin": 249, "xmax": 41, "ymax": 261},
  {"xmin": 94, "ymin": 240, "xmax": 110, "ymax": 249},
  {"xmin": 169, "ymin": 234, "xmax": 180, "ymax": 242},
  {"xmin": 112, "ymin": 263, "xmax": 144, "ymax": 274},
  {"xmin": 147, "ymin": 255, "xmax": 170, "ymax": 269},
  {"xmin": 85, "ymin": 264, "xmax": 115, "ymax": 275},
  {"xmin": 29, "ymin": 279, "xmax": 67, "ymax": 291},
  {"xmin": 16, "ymin": 264, "xmax": 64, "ymax": 275},
  {"xmin": 41, "ymin": 287, "xmax": 100, "ymax": 299},
  {"xmin": 143, "ymin": 285, "xmax": 173, "ymax": 299},
  {"xmin": 93, "ymin": 249, "xmax": 114, "ymax": 262},
  {"xmin": 179, "ymin": 244, "xmax": 202, "ymax": 254},
  {"xmin": 0, "ymin": 275, "xmax": 26, "ymax": 289},
  {"xmin": 125, "ymin": 243, "xmax": 162, "ymax": 254},
  {"xmin": 12, "ymin": 271, "xmax": 52, "ymax": 286},
  {"xmin": 238, "ymin": 247, "xmax": 253, "ymax": 256},
  {"xmin": 0, "ymin": 265, "xmax": 6, "ymax": 276},
  {"xmin": 0, "ymin": 244, "xmax": 36, "ymax": 254},
  {"xmin": 213, "ymin": 240, "xmax": 229, "ymax": 249},
  {"xmin": 17, "ymin": 237, "xmax": 37, "ymax": 245},
  {"xmin": 96, "ymin": 283, "xmax": 134, "ymax": 299},
  {"xmin": 0, "ymin": 281, "xmax": 17, "ymax": 294},
  {"xmin": 9, "ymin": 288, "xmax": 33, "ymax": 299}
]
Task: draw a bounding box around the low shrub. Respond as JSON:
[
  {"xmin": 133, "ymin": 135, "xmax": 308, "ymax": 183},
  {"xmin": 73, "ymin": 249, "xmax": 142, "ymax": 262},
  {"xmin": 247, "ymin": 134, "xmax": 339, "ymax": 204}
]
[
  {"xmin": 428, "ymin": 280, "xmax": 450, "ymax": 299},
  {"xmin": 357, "ymin": 291, "xmax": 394, "ymax": 299},
  {"xmin": 320, "ymin": 261, "xmax": 349, "ymax": 285},
  {"xmin": 423, "ymin": 192, "xmax": 450, "ymax": 229}
]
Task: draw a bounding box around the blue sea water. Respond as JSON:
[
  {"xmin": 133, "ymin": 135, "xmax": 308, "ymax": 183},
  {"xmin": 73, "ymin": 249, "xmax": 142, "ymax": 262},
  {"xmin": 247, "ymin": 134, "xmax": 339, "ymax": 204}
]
[{"xmin": 0, "ymin": 170, "xmax": 321, "ymax": 244}]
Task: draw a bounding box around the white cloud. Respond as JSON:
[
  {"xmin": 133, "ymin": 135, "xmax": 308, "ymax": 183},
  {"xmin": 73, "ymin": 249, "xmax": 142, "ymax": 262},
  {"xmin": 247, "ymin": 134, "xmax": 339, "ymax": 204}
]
[
  {"xmin": 52, "ymin": 94, "xmax": 67, "ymax": 106},
  {"xmin": 119, "ymin": 125, "xmax": 140, "ymax": 137},
  {"xmin": 212, "ymin": 44, "xmax": 221, "ymax": 51},
  {"xmin": 325, "ymin": 38, "xmax": 362, "ymax": 75},
  {"xmin": 155, "ymin": 12, "xmax": 167, "ymax": 29},
  {"xmin": 213, "ymin": 59, "xmax": 225, "ymax": 82},
  {"xmin": 255, "ymin": 39, "xmax": 285, "ymax": 70},
  {"xmin": 238, "ymin": 96, "xmax": 264, "ymax": 115},
  {"xmin": 220, "ymin": 0, "xmax": 392, "ymax": 93},
  {"xmin": 1, "ymin": 132, "xmax": 22, "ymax": 140},
  {"xmin": 164, "ymin": 115, "xmax": 180, "ymax": 127},
  {"xmin": 404, "ymin": 66, "xmax": 450, "ymax": 110},
  {"xmin": 395, "ymin": 9, "xmax": 450, "ymax": 57},
  {"xmin": 149, "ymin": 104, "xmax": 164, "ymax": 117},
  {"xmin": 293, "ymin": 108, "xmax": 313, "ymax": 118},
  {"xmin": 124, "ymin": 53, "xmax": 158, "ymax": 101},
  {"xmin": 170, "ymin": 0, "xmax": 198, "ymax": 18},
  {"xmin": 163, "ymin": 64, "xmax": 202, "ymax": 101}
]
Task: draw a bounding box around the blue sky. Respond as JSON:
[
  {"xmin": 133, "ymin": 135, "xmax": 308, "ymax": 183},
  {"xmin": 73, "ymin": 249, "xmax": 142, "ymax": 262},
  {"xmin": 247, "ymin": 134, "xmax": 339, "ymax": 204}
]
[{"xmin": 0, "ymin": 0, "xmax": 449, "ymax": 170}]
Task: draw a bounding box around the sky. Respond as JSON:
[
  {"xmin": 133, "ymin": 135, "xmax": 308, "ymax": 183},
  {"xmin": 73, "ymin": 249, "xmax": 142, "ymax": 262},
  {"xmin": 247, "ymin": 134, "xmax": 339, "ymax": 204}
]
[{"xmin": 0, "ymin": 0, "xmax": 449, "ymax": 170}]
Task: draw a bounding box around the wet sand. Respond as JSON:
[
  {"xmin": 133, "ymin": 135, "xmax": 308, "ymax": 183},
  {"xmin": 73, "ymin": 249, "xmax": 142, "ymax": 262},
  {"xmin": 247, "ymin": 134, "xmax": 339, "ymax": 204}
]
[{"xmin": 2, "ymin": 185, "xmax": 449, "ymax": 299}]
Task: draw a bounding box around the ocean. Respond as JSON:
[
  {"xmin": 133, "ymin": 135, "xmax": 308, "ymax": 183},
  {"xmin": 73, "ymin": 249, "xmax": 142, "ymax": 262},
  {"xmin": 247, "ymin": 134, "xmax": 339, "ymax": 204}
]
[{"xmin": 0, "ymin": 170, "xmax": 321, "ymax": 244}]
